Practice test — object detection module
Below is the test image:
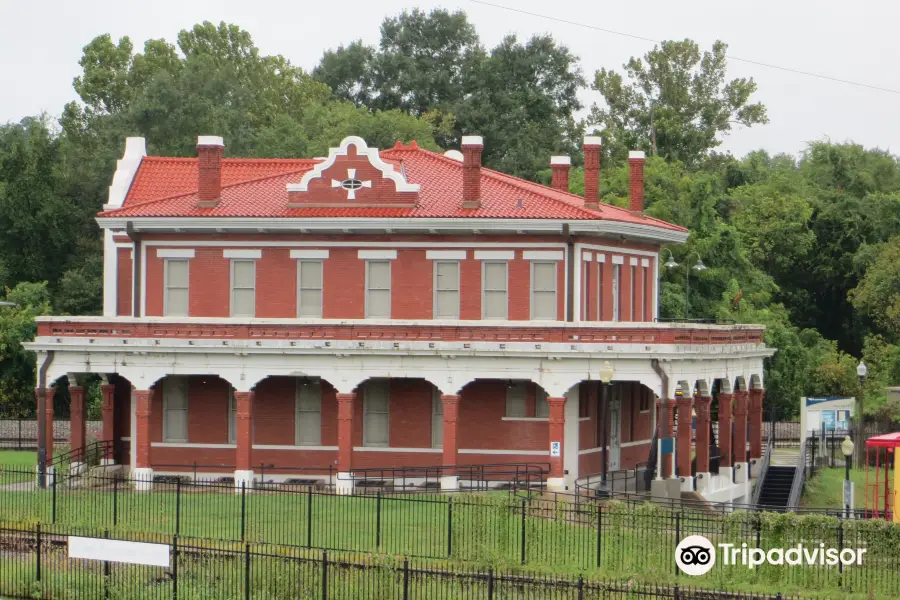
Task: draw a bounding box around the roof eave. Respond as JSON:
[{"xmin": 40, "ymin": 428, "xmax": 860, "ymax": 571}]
[{"xmin": 95, "ymin": 216, "xmax": 688, "ymax": 245}]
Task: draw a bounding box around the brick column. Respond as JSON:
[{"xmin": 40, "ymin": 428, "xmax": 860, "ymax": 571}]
[
  {"xmin": 733, "ymin": 390, "xmax": 749, "ymax": 465},
  {"xmin": 441, "ymin": 394, "xmax": 461, "ymax": 490},
  {"xmin": 676, "ymin": 394, "xmax": 693, "ymax": 483},
  {"xmin": 39, "ymin": 387, "xmax": 55, "ymax": 462},
  {"xmin": 133, "ymin": 389, "xmax": 153, "ymax": 490},
  {"xmin": 547, "ymin": 396, "xmax": 567, "ymax": 490},
  {"xmin": 718, "ymin": 392, "xmax": 733, "ymax": 469},
  {"xmin": 69, "ymin": 386, "xmax": 86, "ymax": 473},
  {"xmin": 749, "ymin": 388, "xmax": 764, "ymax": 460},
  {"xmin": 100, "ymin": 384, "xmax": 115, "ymax": 463},
  {"xmin": 234, "ymin": 391, "xmax": 254, "ymax": 489},
  {"xmin": 336, "ymin": 392, "xmax": 356, "ymax": 494},
  {"xmin": 656, "ymin": 399, "xmax": 675, "ymax": 477},
  {"xmin": 694, "ymin": 397, "xmax": 712, "ymax": 474}
]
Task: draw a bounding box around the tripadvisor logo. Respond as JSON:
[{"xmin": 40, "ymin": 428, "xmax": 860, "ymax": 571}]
[{"xmin": 676, "ymin": 536, "xmax": 867, "ymax": 576}]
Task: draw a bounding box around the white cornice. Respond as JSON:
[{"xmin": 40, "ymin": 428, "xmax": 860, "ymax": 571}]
[{"xmin": 94, "ymin": 217, "xmax": 689, "ymax": 245}]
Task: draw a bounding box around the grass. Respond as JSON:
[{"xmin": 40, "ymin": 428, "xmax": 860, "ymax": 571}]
[
  {"xmin": 801, "ymin": 467, "xmax": 867, "ymax": 509},
  {"xmin": 1, "ymin": 471, "xmax": 899, "ymax": 598},
  {"xmin": 0, "ymin": 451, "xmax": 34, "ymax": 485}
]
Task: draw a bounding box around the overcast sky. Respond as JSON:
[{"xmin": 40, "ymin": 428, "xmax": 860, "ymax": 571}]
[{"xmin": 3, "ymin": 0, "xmax": 899, "ymax": 158}]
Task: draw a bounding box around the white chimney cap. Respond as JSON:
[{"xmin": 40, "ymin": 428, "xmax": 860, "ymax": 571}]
[
  {"xmin": 443, "ymin": 150, "xmax": 464, "ymax": 162},
  {"xmin": 197, "ymin": 136, "xmax": 224, "ymax": 147},
  {"xmin": 583, "ymin": 136, "xmax": 603, "ymax": 146},
  {"xmin": 550, "ymin": 156, "xmax": 571, "ymax": 166},
  {"xmin": 629, "ymin": 151, "xmax": 646, "ymax": 160},
  {"xmin": 461, "ymin": 135, "xmax": 484, "ymax": 147}
]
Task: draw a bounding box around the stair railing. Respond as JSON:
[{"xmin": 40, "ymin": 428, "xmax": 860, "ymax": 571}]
[
  {"xmin": 751, "ymin": 409, "xmax": 776, "ymax": 507},
  {"xmin": 786, "ymin": 437, "xmax": 811, "ymax": 509}
]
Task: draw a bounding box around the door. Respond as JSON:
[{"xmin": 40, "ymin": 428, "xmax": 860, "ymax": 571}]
[{"xmin": 608, "ymin": 390, "xmax": 621, "ymax": 471}]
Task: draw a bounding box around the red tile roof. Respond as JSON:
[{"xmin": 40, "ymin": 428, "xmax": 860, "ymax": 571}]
[{"xmin": 99, "ymin": 142, "xmax": 686, "ymax": 233}]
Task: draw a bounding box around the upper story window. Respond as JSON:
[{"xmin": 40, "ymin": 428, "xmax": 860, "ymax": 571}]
[
  {"xmin": 530, "ymin": 262, "xmax": 557, "ymax": 320},
  {"xmin": 434, "ymin": 261, "xmax": 460, "ymax": 319},
  {"xmin": 163, "ymin": 376, "xmax": 188, "ymax": 443},
  {"xmin": 612, "ymin": 264, "xmax": 621, "ymax": 321},
  {"xmin": 164, "ymin": 259, "xmax": 189, "ymax": 317},
  {"xmin": 297, "ymin": 260, "xmax": 324, "ymax": 318},
  {"xmin": 230, "ymin": 260, "xmax": 256, "ymax": 317},
  {"xmin": 482, "ymin": 261, "xmax": 508, "ymax": 320},
  {"xmin": 365, "ymin": 260, "xmax": 391, "ymax": 318}
]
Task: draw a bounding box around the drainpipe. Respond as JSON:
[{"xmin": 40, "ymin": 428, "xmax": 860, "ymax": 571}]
[
  {"xmin": 651, "ymin": 359, "xmax": 669, "ymax": 481},
  {"xmin": 37, "ymin": 350, "xmax": 55, "ymax": 488},
  {"xmin": 564, "ymin": 224, "xmax": 574, "ymax": 322},
  {"xmin": 126, "ymin": 222, "xmax": 141, "ymax": 317}
]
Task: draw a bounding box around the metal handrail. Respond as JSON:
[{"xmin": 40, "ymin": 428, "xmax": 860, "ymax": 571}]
[
  {"xmin": 786, "ymin": 437, "xmax": 810, "ymax": 509},
  {"xmin": 751, "ymin": 418, "xmax": 775, "ymax": 506},
  {"xmin": 47, "ymin": 439, "xmax": 113, "ymax": 471},
  {"xmin": 340, "ymin": 462, "xmax": 550, "ymax": 492}
]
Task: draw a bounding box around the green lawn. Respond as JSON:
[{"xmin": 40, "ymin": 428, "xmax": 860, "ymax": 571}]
[
  {"xmin": 801, "ymin": 467, "xmax": 867, "ymax": 509},
  {"xmin": 0, "ymin": 450, "xmax": 35, "ymax": 466}
]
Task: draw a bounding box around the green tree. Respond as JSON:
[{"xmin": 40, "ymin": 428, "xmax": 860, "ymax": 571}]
[
  {"xmin": 0, "ymin": 283, "xmax": 52, "ymax": 416},
  {"xmin": 589, "ymin": 40, "xmax": 768, "ymax": 166}
]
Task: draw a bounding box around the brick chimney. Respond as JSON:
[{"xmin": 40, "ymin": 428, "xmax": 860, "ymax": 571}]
[
  {"xmin": 583, "ymin": 136, "xmax": 602, "ymax": 210},
  {"xmin": 550, "ymin": 156, "xmax": 571, "ymax": 192},
  {"xmin": 197, "ymin": 136, "xmax": 224, "ymax": 208},
  {"xmin": 628, "ymin": 150, "xmax": 645, "ymax": 214},
  {"xmin": 461, "ymin": 136, "xmax": 483, "ymax": 210}
]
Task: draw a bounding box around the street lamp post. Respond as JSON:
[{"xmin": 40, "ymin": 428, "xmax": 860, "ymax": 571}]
[
  {"xmin": 856, "ymin": 361, "xmax": 867, "ymax": 468},
  {"xmin": 841, "ymin": 436, "xmax": 855, "ymax": 519},
  {"xmin": 661, "ymin": 250, "xmax": 707, "ymax": 320},
  {"xmin": 599, "ymin": 361, "xmax": 615, "ymax": 489}
]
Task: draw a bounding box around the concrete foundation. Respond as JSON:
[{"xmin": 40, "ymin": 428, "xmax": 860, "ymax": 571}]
[
  {"xmin": 335, "ymin": 472, "xmax": 354, "ymax": 495},
  {"xmin": 695, "ymin": 472, "xmax": 712, "ymax": 494},
  {"xmin": 749, "ymin": 458, "xmax": 761, "ymax": 479},
  {"xmin": 547, "ymin": 477, "xmax": 566, "ymax": 492},
  {"xmin": 440, "ymin": 475, "xmax": 460, "ymax": 491},
  {"xmin": 234, "ymin": 470, "xmax": 255, "ymax": 491},
  {"xmin": 134, "ymin": 468, "xmax": 154, "ymax": 491},
  {"xmin": 679, "ymin": 475, "xmax": 694, "ymax": 492},
  {"xmin": 734, "ymin": 462, "xmax": 749, "ymax": 484}
]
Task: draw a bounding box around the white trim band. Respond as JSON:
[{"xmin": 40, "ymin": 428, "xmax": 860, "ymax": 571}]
[
  {"xmin": 474, "ymin": 250, "xmax": 514, "ymax": 260},
  {"xmin": 151, "ymin": 443, "xmax": 236, "ymax": 449},
  {"xmin": 459, "ymin": 449, "xmax": 550, "ymax": 456},
  {"xmin": 426, "ymin": 250, "xmax": 467, "ymax": 260},
  {"xmin": 629, "ymin": 151, "xmax": 646, "ymax": 160},
  {"xmin": 156, "ymin": 249, "xmax": 195, "ymax": 259},
  {"xmin": 358, "ymin": 249, "xmax": 398, "ymax": 260},
  {"xmin": 523, "ymin": 250, "xmax": 564, "ymax": 261},
  {"xmin": 290, "ymin": 250, "xmax": 330, "ymax": 259},
  {"xmin": 353, "ymin": 446, "xmax": 441, "ymax": 453},
  {"xmin": 501, "ymin": 417, "xmax": 549, "ymax": 422},
  {"xmin": 224, "ymin": 249, "xmax": 262, "ymax": 259},
  {"xmin": 550, "ymin": 156, "xmax": 571, "ymax": 166},
  {"xmin": 197, "ymin": 136, "xmax": 224, "ymax": 147},
  {"xmin": 253, "ymin": 445, "xmax": 338, "ymax": 451}
]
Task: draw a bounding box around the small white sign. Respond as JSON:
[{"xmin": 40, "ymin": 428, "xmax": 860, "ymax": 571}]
[
  {"xmin": 550, "ymin": 441, "xmax": 561, "ymax": 457},
  {"xmin": 69, "ymin": 536, "xmax": 171, "ymax": 567}
]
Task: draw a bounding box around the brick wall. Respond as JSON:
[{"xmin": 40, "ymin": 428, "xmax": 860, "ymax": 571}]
[{"xmin": 125, "ymin": 233, "xmax": 664, "ymax": 321}]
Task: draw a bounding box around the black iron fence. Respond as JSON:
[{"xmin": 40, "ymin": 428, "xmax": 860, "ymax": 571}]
[
  {"xmin": 0, "ymin": 526, "xmax": 809, "ymax": 600},
  {"xmin": 1, "ymin": 468, "xmax": 898, "ymax": 596}
]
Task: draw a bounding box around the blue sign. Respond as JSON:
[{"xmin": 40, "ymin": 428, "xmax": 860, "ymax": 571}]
[
  {"xmin": 821, "ymin": 410, "xmax": 836, "ymax": 431},
  {"xmin": 837, "ymin": 410, "xmax": 850, "ymax": 430},
  {"xmin": 660, "ymin": 437, "xmax": 675, "ymax": 454}
]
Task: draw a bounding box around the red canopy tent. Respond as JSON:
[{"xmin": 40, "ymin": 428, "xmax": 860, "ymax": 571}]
[{"xmin": 865, "ymin": 433, "xmax": 900, "ymax": 521}]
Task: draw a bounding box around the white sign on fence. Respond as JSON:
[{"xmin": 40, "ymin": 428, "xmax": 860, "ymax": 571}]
[{"xmin": 69, "ymin": 536, "xmax": 171, "ymax": 567}]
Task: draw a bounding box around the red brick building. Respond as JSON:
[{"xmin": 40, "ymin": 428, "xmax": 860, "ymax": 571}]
[{"xmin": 27, "ymin": 134, "xmax": 772, "ymax": 502}]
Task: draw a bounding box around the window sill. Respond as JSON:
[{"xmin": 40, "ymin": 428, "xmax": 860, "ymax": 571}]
[
  {"xmin": 501, "ymin": 417, "xmax": 549, "ymax": 422},
  {"xmin": 252, "ymin": 445, "xmax": 337, "ymax": 451},
  {"xmin": 152, "ymin": 442, "xmax": 235, "ymax": 449},
  {"xmin": 579, "ymin": 417, "xmax": 591, "ymax": 422},
  {"xmin": 353, "ymin": 446, "xmax": 441, "ymax": 453}
]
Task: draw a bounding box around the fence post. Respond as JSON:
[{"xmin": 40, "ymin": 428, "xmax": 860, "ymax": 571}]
[
  {"xmin": 596, "ymin": 504, "xmax": 602, "ymax": 568},
  {"xmin": 487, "ymin": 568, "xmax": 494, "ymax": 600},
  {"xmin": 837, "ymin": 520, "xmax": 844, "ymax": 582},
  {"xmin": 172, "ymin": 534, "xmax": 178, "ymax": 600},
  {"xmin": 51, "ymin": 470, "xmax": 57, "ymax": 524},
  {"xmin": 755, "ymin": 517, "xmax": 761, "ymax": 548},
  {"xmin": 447, "ymin": 496, "xmax": 453, "ymax": 558},
  {"xmin": 577, "ymin": 575, "xmax": 584, "ymax": 600},
  {"xmin": 175, "ymin": 479, "xmax": 182, "ymax": 537},
  {"xmin": 520, "ymin": 498, "xmax": 527, "ymax": 565},
  {"xmin": 112, "ymin": 477, "xmax": 119, "ymax": 528},
  {"xmin": 103, "ymin": 528, "xmax": 110, "ymax": 600},
  {"xmin": 673, "ymin": 584, "xmax": 680, "ymax": 600},
  {"xmin": 244, "ymin": 543, "xmax": 251, "ymax": 600},
  {"xmin": 240, "ymin": 481, "xmax": 247, "ymax": 542},
  {"xmin": 321, "ymin": 550, "xmax": 328, "ymax": 600},
  {"xmin": 376, "ymin": 491, "xmax": 382, "ymax": 550},
  {"xmin": 402, "ymin": 558, "xmax": 410, "ymax": 600},
  {"xmin": 674, "ymin": 512, "xmax": 681, "ymax": 577},
  {"xmin": 307, "ymin": 486, "xmax": 313, "ymax": 548},
  {"xmin": 35, "ymin": 523, "xmax": 41, "ymax": 583}
]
